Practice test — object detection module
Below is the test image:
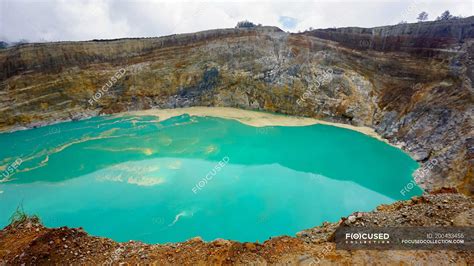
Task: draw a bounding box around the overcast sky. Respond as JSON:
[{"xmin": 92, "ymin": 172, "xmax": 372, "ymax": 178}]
[{"xmin": 0, "ymin": 0, "xmax": 472, "ymax": 42}]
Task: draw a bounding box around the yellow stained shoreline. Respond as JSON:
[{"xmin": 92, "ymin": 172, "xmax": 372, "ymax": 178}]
[
  {"xmin": 0, "ymin": 107, "xmax": 402, "ymax": 178},
  {"xmin": 123, "ymin": 107, "xmax": 392, "ymax": 144}
]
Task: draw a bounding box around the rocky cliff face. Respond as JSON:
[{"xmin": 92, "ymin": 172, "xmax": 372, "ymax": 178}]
[{"xmin": 0, "ymin": 19, "xmax": 473, "ymax": 193}]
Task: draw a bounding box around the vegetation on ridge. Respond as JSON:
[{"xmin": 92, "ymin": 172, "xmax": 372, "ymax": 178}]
[{"xmin": 9, "ymin": 203, "xmax": 40, "ymax": 227}]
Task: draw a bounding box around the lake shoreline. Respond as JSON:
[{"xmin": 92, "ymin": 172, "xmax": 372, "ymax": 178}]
[
  {"xmin": 1, "ymin": 106, "xmax": 400, "ymax": 147},
  {"xmin": 124, "ymin": 107, "xmax": 394, "ymax": 145}
]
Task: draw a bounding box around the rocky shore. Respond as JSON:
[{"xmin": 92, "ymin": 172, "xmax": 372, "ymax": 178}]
[{"xmin": 0, "ymin": 188, "xmax": 472, "ymax": 265}]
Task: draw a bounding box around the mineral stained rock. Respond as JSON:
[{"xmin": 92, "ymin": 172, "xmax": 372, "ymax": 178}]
[{"xmin": 0, "ymin": 18, "xmax": 473, "ymax": 193}]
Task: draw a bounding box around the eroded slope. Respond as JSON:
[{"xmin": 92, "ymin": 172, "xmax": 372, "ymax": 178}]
[{"xmin": 0, "ymin": 19, "xmax": 473, "ymax": 192}]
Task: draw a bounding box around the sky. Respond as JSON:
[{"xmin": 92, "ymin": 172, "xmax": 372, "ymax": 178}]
[{"xmin": 0, "ymin": 0, "xmax": 472, "ymax": 43}]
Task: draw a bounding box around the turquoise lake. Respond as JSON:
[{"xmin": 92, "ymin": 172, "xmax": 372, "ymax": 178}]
[{"xmin": 0, "ymin": 113, "xmax": 422, "ymax": 243}]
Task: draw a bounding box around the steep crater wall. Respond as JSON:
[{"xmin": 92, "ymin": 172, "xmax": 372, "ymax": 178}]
[{"xmin": 0, "ymin": 19, "xmax": 472, "ymax": 193}]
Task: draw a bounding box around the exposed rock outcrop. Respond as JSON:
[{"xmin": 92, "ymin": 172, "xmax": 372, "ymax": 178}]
[{"xmin": 0, "ymin": 19, "xmax": 472, "ymax": 193}]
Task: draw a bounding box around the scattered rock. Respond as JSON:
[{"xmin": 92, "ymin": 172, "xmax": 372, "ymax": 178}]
[
  {"xmin": 412, "ymin": 150, "xmax": 429, "ymax": 161},
  {"xmin": 348, "ymin": 215, "xmax": 356, "ymax": 223}
]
